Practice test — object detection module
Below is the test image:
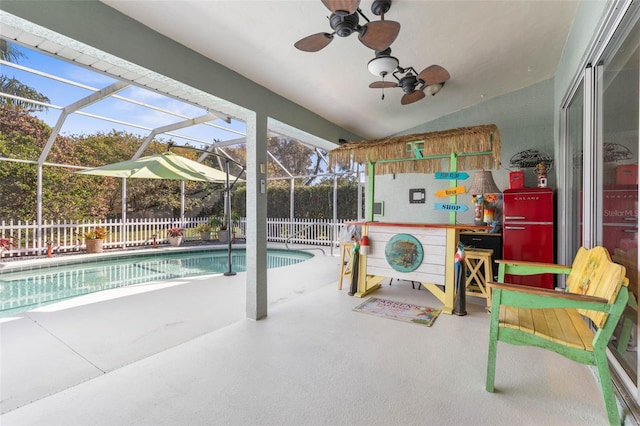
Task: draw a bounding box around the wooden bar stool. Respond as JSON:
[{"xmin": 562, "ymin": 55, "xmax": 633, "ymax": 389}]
[
  {"xmin": 338, "ymin": 242, "xmax": 354, "ymax": 290},
  {"xmin": 464, "ymin": 248, "xmax": 494, "ymax": 308}
]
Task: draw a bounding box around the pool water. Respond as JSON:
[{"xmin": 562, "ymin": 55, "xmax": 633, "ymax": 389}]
[{"xmin": 0, "ymin": 248, "xmax": 312, "ymax": 317}]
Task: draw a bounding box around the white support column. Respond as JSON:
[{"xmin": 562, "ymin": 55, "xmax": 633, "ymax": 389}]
[
  {"xmin": 357, "ymin": 163, "xmax": 363, "ymax": 220},
  {"xmin": 180, "ymin": 181, "xmax": 186, "ymax": 229},
  {"xmin": 289, "ymin": 178, "xmax": 295, "ymax": 240},
  {"xmin": 333, "ymin": 174, "xmax": 338, "ymax": 255},
  {"xmin": 246, "ymin": 113, "xmax": 268, "ymax": 320},
  {"xmin": 36, "ymin": 164, "xmax": 43, "ymax": 252},
  {"xmin": 289, "ymin": 178, "xmax": 295, "ymax": 220},
  {"xmin": 121, "ymin": 178, "xmax": 127, "ymax": 248}
]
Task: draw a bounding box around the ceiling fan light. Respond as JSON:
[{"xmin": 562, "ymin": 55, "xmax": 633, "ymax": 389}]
[
  {"xmin": 425, "ymin": 83, "xmax": 444, "ymax": 96},
  {"xmin": 367, "ymin": 55, "xmax": 399, "ymax": 77}
]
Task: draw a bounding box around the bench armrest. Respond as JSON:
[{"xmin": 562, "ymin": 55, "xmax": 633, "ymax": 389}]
[
  {"xmin": 487, "ymin": 281, "xmax": 610, "ymax": 311},
  {"xmin": 496, "ymin": 259, "xmax": 572, "ymax": 281},
  {"xmin": 495, "ymin": 259, "xmax": 571, "ymax": 270}
]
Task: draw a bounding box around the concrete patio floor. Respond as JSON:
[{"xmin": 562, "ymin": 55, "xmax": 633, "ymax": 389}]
[{"xmin": 0, "ymin": 248, "xmax": 632, "ymax": 425}]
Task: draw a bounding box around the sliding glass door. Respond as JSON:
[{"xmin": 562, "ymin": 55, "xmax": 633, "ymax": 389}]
[
  {"xmin": 562, "ymin": 0, "xmax": 639, "ymax": 402},
  {"xmin": 599, "ymin": 14, "xmax": 639, "ymax": 386}
]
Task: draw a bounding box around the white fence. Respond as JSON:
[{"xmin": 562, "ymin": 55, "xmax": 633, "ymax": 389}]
[{"xmin": 0, "ymin": 217, "xmax": 349, "ymax": 258}]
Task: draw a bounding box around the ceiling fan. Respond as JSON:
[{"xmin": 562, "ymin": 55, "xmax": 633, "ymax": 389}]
[
  {"xmin": 294, "ymin": 0, "xmax": 401, "ymax": 53},
  {"xmin": 368, "ymin": 48, "xmax": 450, "ymax": 105}
]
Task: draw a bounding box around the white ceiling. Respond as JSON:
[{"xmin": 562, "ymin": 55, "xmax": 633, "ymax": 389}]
[{"xmin": 88, "ymin": 2, "xmax": 581, "ymax": 139}]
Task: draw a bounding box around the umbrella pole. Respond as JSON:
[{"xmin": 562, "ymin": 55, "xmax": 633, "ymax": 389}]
[{"xmin": 224, "ymin": 159, "xmax": 236, "ymax": 276}]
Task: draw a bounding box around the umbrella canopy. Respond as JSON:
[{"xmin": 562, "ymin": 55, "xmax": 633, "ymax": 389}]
[{"xmin": 76, "ymin": 152, "xmax": 241, "ymax": 183}]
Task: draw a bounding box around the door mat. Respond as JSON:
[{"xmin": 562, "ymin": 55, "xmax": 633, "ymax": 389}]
[{"xmin": 353, "ymin": 297, "xmax": 441, "ymax": 327}]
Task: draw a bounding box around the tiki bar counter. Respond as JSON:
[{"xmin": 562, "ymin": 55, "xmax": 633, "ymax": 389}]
[{"xmin": 346, "ymin": 222, "xmax": 488, "ymax": 314}]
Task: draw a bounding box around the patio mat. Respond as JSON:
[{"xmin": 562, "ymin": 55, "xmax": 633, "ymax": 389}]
[{"xmin": 353, "ymin": 297, "xmax": 441, "ymax": 327}]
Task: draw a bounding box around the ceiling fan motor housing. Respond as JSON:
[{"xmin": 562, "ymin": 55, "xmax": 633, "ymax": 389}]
[
  {"xmin": 399, "ymin": 75, "xmax": 419, "ymax": 93},
  {"xmin": 330, "ymin": 13, "xmax": 359, "ymax": 37}
]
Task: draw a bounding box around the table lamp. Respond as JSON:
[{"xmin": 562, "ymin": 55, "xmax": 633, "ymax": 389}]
[{"xmin": 468, "ymin": 170, "xmax": 501, "ymax": 226}]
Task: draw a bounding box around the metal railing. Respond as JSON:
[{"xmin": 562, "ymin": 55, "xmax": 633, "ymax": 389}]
[
  {"xmin": 285, "ymin": 224, "xmax": 327, "ymax": 255},
  {"xmin": 0, "ymin": 217, "xmax": 349, "ymax": 258}
]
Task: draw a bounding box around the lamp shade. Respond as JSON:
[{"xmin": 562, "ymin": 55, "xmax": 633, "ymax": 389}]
[
  {"xmin": 367, "ymin": 55, "xmax": 399, "ymax": 77},
  {"xmin": 468, "ymin": 170, "xmax": 501, "ymax": 194}
]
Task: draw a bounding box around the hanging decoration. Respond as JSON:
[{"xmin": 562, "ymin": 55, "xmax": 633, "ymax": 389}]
[{"xmin": 509, "ymin": 149, "xmax": 553, "ymax": 170}]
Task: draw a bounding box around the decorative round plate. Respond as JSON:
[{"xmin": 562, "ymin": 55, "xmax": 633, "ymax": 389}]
[{"xmin": 385, "ymin": 233, "xmax": 424, "ymax": 272}]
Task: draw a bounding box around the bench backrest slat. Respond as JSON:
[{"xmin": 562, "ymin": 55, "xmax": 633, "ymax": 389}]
[{"xmin": 566, "ymin": 246, "xmax": 627, "ymax": 328}]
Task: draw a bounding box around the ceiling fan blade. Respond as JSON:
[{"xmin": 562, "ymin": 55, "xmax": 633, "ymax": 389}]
[
  {"xmin": 294, "ymin": 33, "xmax": 334, "ymax": 52},
  {"xmin": 322, "ymin": 0, "xmax": 361, "ymax": 14},
  {"xmin": 401, "ymin": 90, "xmax": 426, "ymax": 105},
  {"xmin": 417, "ymin": 65, "xmax": 451, "ymax": 85},
  {"xmin": 358, "ymin": 20, "xmax": 401, "ymax": 51},
  {"xmin": 369, "ymin": 81, "xmax": 398, "ymax": 89}
]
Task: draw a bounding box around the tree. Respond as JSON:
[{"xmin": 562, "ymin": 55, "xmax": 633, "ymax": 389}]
[
  {"xmin": 0, "ymin": 41, "xmax": 50, "ymax": 112},
  {"xmin": 0, "ymin": 40, "xmax": 25, "ymax": 62},
  {"xmin": 0, "ymin": 108, "xmax": 118, "ymax": 220},
  {"xmin": 267, "ymin": 137, "xmax": 313, "ymax": 178},
  {"xmin": 233, "ymin": 180, "xmax": 359, "ymax": 219},
  {"xmin": 304, "ymin": 147, "xmax": 331, "ymax": 185},
  {"xmin": 0, "ymin": 107, "xmax": 51, "ymax": 220}
]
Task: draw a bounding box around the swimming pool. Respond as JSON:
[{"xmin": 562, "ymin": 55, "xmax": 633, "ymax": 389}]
[{"xmin": 0, "ymin": 248, "xmax": 313, "ymax": 317}]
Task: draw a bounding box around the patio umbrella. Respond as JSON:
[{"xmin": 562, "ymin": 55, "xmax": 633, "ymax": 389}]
[
  {"xmin": 75, "ymin": 152, "xmax": 240, "ymax": 183},
  {"xmin": 75, "ymin": 151, "xmax": 244, "ymax": 275}
]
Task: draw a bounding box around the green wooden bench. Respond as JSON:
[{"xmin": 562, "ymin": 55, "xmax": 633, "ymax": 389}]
[
  {"xmin": 485, "ymin": 246, "xmax": 629, "ymax": 425},
  {"xmin": 612, "ymin": 248, "xmax": 637, "ymax": 354}
]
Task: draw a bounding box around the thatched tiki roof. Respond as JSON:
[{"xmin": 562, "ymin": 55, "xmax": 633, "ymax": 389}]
[{"xmin": 329, "ymin": 124, "xmax": 501, "ymax": 175}]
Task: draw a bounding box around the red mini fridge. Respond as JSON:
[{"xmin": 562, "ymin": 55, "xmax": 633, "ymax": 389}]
[{"xmin": 502, "ymin": 187, "xmax": 555, "ymax": 288}]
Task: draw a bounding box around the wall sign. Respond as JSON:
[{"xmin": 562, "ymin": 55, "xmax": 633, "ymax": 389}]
[
  {"xmin": 435, "ymin": 186, "xmax": 466, "ymax": 197},
  {"xmin": 435, "ymin": 172, "xmax": 469, "ymax": 180},
  {"xmin": 434, "ymin": 203, "xmax": 469, "ymax": 212}
]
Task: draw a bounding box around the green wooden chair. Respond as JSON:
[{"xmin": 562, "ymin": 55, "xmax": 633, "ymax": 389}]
[{"xmin": 485, "ymin": 246, "xmax": 629, "ymax": 425}]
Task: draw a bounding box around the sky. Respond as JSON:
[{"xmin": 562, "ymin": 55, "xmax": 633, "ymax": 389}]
[{"xmin": 4, "ymin": 42, "xmax": 247, "ymax": 148}]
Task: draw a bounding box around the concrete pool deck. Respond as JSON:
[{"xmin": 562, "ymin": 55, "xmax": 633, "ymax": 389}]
[{"xmin": 0, "ymin": 246, "xmax": 629, "ymax": 425}]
